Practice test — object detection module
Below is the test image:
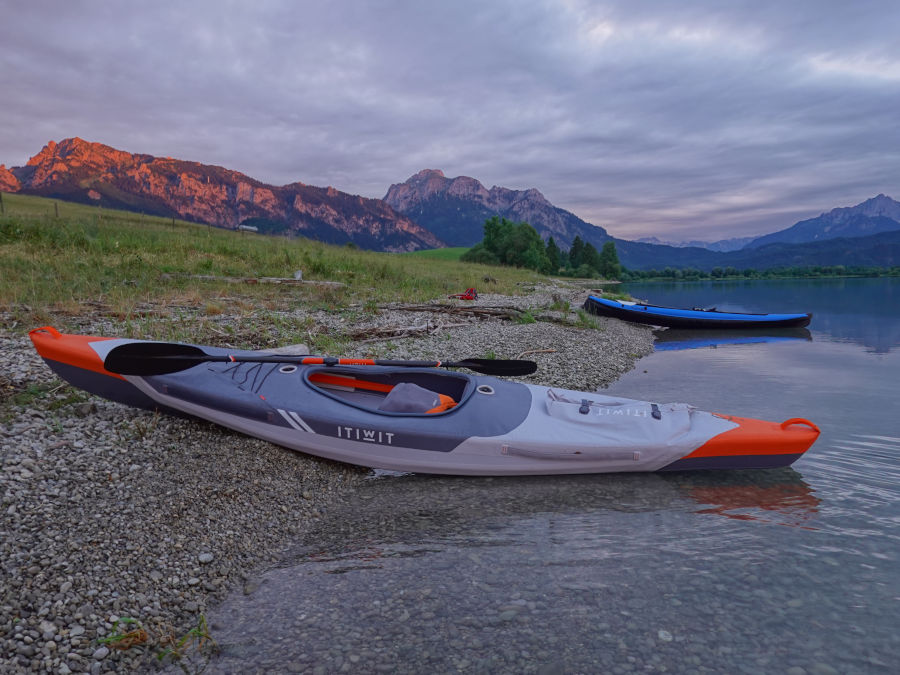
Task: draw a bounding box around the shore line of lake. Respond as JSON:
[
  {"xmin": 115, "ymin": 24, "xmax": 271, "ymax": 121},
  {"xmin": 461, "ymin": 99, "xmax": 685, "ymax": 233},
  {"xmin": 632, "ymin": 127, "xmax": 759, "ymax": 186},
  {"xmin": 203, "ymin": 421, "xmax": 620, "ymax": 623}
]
[{"xmin": 0, "ymin": 280, "xmax": 655, "ymax": 673}]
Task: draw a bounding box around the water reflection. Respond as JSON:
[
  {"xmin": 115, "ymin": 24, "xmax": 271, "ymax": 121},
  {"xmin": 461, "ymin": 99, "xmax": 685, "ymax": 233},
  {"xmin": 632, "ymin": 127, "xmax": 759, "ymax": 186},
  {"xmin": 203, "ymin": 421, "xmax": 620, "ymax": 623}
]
[
  {"xmin": 620, "ymin": 277, "xmax": 900, "ymax": 352},
  {"xmin": 203, "ymin": 469, "xmax": 850, "ymax": 673},
  {"xmin": 675, "ymin": 473, "xmax": 821, "ymax": 527},
  {"xmin": 653, "ymin": 326, "xmax": 812, "ymax": 351},
  {"xmin": 279, "ymin": 469, "xmax": 821, "ymax": 561}
]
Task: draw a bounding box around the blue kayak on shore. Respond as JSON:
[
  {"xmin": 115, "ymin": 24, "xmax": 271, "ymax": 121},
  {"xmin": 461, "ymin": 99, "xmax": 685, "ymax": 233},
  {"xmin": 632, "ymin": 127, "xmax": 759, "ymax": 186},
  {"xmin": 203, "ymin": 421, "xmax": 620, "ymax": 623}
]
[{"xmin": 583, "ymin": 295, "xmax": 812, "ymax": 329}]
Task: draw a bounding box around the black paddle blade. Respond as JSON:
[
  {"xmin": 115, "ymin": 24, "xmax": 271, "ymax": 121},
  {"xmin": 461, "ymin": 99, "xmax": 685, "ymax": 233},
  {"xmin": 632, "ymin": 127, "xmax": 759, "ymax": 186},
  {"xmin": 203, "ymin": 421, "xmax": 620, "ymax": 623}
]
[
  {"xmin": 447, "ymin": 359, "xmax": 537, "ymax": 376},
  {"xmin": 104, "ymin": 342, "xmax": 210, "ymax": 375}
]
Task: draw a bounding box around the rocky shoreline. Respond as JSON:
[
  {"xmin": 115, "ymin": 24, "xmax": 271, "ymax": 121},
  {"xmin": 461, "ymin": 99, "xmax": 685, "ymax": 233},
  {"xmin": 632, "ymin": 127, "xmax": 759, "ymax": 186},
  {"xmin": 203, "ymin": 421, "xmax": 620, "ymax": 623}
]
[{"xmin": 1, "ymin": 281, "xmax": 655, "ymax": 673}]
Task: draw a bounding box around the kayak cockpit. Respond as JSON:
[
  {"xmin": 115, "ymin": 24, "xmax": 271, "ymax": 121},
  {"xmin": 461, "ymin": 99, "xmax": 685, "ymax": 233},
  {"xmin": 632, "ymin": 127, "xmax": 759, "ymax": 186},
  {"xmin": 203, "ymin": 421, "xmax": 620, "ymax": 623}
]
[{"xmin": 302, "ymin": 367, "xmax": 474, "ymax": 416}]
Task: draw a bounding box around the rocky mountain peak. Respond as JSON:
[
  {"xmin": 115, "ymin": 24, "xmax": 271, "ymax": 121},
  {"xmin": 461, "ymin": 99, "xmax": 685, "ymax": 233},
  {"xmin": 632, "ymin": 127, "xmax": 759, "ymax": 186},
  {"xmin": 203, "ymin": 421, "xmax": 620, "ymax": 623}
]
[
  {"xmin": 445, "ymin": 175, "xmax": 491, "ymax": 201},
  {"xmin": 24, "ymin": 137, "xmax": 148, "ymax": 188},
  {"xmin": 385, "ymin": 170, "xmax": 550, "ymax": 213},
  {"xmin": 855, "ymin": 193, "xmax": 900, "ymax": 219},
  {"xmin": 518, "ymin": 187, "xmax": 549, "ymax": 205},
  {"xmin": 816, "ymin": 193, "xmax": 900, "ymax": 226},
  {"xmin": 384, "ymin": 168, "xmax": 610, "ymax": 249},
  {"xmin": 0, "ymin": 164, "xmax": 20, "ymax": 192},
  {"xmin": 412, "ymin": 168, "xmax": 445, "ymax": 180}
]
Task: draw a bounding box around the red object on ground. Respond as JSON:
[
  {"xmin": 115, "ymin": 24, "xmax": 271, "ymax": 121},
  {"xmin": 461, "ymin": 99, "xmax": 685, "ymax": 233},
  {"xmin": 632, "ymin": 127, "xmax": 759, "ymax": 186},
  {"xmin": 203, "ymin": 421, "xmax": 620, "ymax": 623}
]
[{"xmin": 448, "ymin": 287, "xmax": 478, "ymax": 300}]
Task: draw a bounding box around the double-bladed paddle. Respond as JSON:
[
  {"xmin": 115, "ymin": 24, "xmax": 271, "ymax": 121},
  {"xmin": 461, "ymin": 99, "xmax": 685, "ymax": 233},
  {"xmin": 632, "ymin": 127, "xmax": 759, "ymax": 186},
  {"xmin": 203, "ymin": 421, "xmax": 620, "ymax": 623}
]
[{"xmin": 103, "ymin": 342, "xmax": 538, "ymax": 377}]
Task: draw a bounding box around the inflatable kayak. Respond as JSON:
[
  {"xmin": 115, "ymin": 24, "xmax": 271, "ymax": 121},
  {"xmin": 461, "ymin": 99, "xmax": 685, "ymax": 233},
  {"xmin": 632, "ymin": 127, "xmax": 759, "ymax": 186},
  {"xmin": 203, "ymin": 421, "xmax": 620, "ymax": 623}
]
[
  {"xmin": 29, "ymin": 327, "xmax": 820, "ymax": 476},
  {"xmin": 583, "ymin": 295, "xmax": 812, "ymax": 329}
]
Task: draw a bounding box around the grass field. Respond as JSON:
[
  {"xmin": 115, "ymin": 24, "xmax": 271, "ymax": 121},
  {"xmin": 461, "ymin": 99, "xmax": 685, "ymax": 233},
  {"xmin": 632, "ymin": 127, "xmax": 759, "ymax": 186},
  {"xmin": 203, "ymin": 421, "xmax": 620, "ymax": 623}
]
[
  {"xmin": 0, "ymin": 193, "xmax": 543, "ymax": 345},
  {"xmin": 405, "ymin": 246, "xmax": 469, "ymax": 261},
  {"xmin": 0, "ymin": 191, "xmax": 181, "ymax": 224}
]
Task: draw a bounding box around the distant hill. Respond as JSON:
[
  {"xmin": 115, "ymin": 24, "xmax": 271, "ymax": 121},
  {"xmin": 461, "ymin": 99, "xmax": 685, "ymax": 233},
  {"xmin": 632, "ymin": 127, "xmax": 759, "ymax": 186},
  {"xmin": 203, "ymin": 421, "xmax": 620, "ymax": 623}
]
[
  {"xmin": 1, "ymin": 138, "xmax": 445, "ymax": 252},
  {"xmin": 635, "ymin": 235, "xmax": 755, "ymax": 252},
  {"xmin": 616, "ymin": 231, "xmax": 900, "ymax": 271},
  {"xmin": 745, "ymin": 194, "xmax": 900, "ymax": 249},
  {"xmin": 711, "ymin": 229, "xmax": 900, "ymax": 270}
]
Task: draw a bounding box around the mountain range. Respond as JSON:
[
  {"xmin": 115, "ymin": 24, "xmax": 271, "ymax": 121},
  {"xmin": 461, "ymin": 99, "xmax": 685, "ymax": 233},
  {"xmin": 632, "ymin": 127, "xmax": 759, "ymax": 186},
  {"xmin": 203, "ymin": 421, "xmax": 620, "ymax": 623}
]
[
  {"xmin": 0, "ymin": 138, "xmax": 443, "ymax": 252},
  {"xmin": 743, "ymin": 194, "xmax": 900, "ymax": 249},
  {"xmin": 2, "ymin": 138, "xmax": 899, "ymax": 270},
  {"xmin": 634, "ymin": 235, "xmax": 755, "ymax": 252},
  {"xmin": 383, "ymin": 170, "xmax": 900, "ymax": 270},
  {"xmin": 635, "ymin": 195, "xmax": 900, "ymax": 252}
]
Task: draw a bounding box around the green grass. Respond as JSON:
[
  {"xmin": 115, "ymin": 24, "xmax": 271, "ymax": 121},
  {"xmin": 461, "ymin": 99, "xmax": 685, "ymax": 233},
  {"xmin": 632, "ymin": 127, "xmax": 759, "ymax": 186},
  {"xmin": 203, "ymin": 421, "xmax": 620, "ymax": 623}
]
[
  {"xmin": 405, "ymin": 246, "xmax": 469, "ymax": 261},
  {"xmin": 575, "ymin": 309, "xmax": 601, "ymax": 329},
  {"xmin": 0, "ymin": 191, "xmax": 183, "ymax": 224},
  {"xmin": 96, "ymin": 614, "xmax": 217, "ymax": 672},
  {"xmin": 0, "ymin": 193, "xmax": 542, "ymax": 338}
]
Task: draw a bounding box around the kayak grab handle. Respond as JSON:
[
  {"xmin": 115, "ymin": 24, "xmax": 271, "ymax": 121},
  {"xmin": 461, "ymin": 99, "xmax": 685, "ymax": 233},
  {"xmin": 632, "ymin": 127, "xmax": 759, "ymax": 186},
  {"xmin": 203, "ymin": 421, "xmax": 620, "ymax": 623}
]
[
  {"xmin": 780, "ymin": 418, "xmax": 820, "ymax": 433},
  {"xmin": 31, "ymin": 326, "xmax": 62, "ymax": 339}
]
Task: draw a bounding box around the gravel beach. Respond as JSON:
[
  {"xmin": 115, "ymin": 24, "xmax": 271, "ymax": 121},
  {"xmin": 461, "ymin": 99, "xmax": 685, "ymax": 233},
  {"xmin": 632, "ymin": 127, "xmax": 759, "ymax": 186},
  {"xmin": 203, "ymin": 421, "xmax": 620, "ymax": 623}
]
[{"xmin": 1, "ymin": 280, "xmax": 655, "ymax": 673}]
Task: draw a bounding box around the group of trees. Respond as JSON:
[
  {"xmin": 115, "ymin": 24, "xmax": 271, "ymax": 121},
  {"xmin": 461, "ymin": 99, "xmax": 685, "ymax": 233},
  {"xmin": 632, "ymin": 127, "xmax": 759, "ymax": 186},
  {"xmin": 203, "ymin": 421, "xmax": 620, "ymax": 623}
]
[{"xmin": 461, "ymin": 216, "xmax": 622, "ymax": 279}]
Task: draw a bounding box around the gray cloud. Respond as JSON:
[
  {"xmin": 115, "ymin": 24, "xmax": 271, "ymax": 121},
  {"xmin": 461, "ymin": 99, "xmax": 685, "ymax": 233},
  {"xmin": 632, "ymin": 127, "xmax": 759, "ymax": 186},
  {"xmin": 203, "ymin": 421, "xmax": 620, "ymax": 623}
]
[{"xmin": 2, "ymin": 0, "xmax": 898, "ymax": 240}]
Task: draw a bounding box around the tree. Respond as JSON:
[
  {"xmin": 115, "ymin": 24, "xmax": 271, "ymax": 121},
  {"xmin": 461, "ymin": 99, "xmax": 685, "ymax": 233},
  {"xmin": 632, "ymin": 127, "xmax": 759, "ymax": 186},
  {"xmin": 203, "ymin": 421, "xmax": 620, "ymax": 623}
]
[
  {"xmin": 502, "ymin": 221, "xmax": 550, "ymax": 271},
  {"xmin": 597, "ymin": 241, "xmax": 622, "ymax": 279},
  {"xmin": 462, "ymin": 216, "xmax": 549, "ymax": 273},
  {"xmin": 545, "ymin": 237, "xmax": 562, "ymax": 272},
  {"xmin": 582, "ymin": 242, "xmax": 601, "ymax": 273},
  {"xmin": 569, "ymin": 236, "xmax": 585, "ymax": 269},
  {"xmin": 575, "ymin": 263, "xmax": 595, "ymax": 278},
  {"xmin": 482, "ymin": 216, "xmax": 513, "ymax": 257},
  {"xmin": 460, "ymin": 242, "xmax": 499, "ymax": 265}
]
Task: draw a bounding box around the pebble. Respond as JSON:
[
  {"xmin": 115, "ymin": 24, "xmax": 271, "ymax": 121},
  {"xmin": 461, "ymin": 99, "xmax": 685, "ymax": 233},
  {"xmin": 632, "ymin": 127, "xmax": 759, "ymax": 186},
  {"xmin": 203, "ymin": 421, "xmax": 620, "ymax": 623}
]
[{"xmin": 0, "ymin": 280, "xmax": 654, "ymax": 672}]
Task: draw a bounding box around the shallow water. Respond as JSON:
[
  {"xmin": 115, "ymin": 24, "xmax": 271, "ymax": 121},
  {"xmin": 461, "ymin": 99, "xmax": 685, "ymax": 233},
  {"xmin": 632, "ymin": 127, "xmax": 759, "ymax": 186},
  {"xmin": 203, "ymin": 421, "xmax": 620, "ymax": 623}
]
[{"xmin": 203, "ymin": 278, "xmax": 900, "ymax": 674}]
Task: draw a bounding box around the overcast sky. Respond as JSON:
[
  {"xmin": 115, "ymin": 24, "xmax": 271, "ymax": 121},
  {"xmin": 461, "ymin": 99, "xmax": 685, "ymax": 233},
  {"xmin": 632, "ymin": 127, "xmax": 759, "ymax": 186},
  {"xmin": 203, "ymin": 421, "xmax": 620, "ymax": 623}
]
[{"xmin": 2, "ymin": 1, "xmax": 899, "ymax": 241}]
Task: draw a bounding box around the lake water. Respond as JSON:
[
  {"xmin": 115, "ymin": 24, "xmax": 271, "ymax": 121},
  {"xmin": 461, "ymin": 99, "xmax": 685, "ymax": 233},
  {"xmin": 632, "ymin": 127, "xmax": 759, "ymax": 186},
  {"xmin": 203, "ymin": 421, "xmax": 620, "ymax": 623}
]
[{"xmin": 203, "ymin": 278, "xmax": 900, "ymax": 674}]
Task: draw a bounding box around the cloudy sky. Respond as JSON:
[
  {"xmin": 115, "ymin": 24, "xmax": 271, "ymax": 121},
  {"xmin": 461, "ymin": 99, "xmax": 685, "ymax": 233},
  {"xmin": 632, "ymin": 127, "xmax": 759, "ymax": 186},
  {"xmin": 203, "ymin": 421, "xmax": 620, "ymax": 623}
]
[{"xmin": 2, "ymin": 1, "xmax": 899, "ymax": 241}]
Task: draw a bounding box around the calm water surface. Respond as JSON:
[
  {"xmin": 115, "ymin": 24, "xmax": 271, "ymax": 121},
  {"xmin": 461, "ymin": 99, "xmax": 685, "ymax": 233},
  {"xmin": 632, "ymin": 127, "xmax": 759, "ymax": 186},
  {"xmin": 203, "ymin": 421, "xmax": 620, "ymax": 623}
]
[{"xmin": 205, "ymin": 278, "xmax": 899, "ymax": 674}]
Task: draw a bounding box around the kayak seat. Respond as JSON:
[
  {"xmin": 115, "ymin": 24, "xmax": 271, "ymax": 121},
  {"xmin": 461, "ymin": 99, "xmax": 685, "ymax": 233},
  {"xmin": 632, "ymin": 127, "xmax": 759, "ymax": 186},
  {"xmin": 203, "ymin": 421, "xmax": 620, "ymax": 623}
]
[
  {"xmin": 378, "ymin": 382, "xmax": 457, "ymax": 413},
  {"xmin": 308, "ymin": 372, "xmax": 457, "ymax": 414}
]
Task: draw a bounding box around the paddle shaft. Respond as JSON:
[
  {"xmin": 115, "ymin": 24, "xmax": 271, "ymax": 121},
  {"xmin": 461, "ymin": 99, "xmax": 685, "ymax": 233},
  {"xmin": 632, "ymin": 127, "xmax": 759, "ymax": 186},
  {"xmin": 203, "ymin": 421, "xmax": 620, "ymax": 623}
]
[
  {"xmin": 172, "ymin": 354, "xmax": 470, "ymax": 368},
  {"xmin": 103, "ymin": 342, "xmax": 537, "ymax": 376}
]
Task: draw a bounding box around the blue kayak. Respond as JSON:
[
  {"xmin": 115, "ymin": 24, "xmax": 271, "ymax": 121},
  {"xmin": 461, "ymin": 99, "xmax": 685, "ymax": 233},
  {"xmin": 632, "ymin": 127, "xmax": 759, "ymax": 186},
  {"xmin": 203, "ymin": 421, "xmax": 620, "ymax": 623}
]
[{"xmin": 583, "ymin": 295, "xmax": 812, "ymax": 329}]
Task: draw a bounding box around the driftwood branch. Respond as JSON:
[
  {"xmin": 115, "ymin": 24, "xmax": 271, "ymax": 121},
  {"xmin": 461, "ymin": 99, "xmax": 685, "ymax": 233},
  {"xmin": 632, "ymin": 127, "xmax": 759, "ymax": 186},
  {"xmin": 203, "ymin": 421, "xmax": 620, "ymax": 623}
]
[
  {"xmin": 390, "ymin": 303, "xmax": 526, "ymax": 321},
  {"xmin": 387, "ymin": 303, "xmax": 584, "ymax": 327}
]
